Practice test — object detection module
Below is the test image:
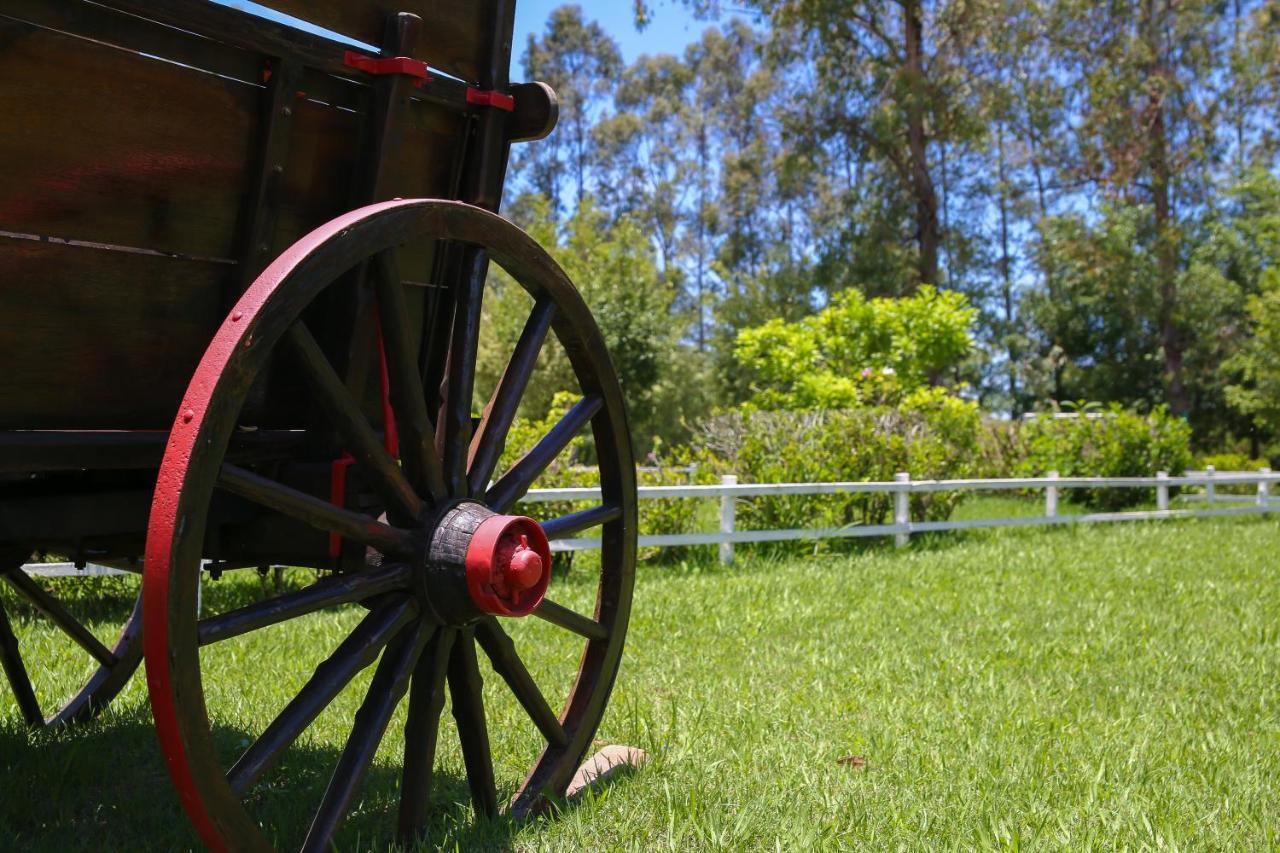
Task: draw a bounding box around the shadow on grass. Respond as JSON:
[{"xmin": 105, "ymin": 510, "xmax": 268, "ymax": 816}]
[
  {"xmin": 0, "ymin": 703, "xmax": 578, "ymax": 852},
  {"xmin": 0, "ymin": 703, "xmax": 196, "ymax": 852}
]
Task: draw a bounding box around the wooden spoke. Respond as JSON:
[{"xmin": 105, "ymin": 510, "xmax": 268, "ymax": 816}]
[
  {"xmin": 485, "ymin": 395, "xmax": 603, "ymax": 513},
  {"xmin": 534, "ymin": 598, "xmax": 608, "ymax": 642},
  {"xmin": 438, "ymin": 249, "xmax": 488, "ymax": 496},
  {"xmin": 198, "ymin": 564, "xmax": 413, "ymax": 646},
  {"xmin": 475, "ymin": 618, "xmax": 568, "ymax": 748},
  {"xmin": 447, "ymin": 629, "xmax": 498, "ymax": 818},
  {"xmin": 3, "ymin": 570, "xmax": 115, "ymax": 667},
  {"xmin": 396, "ymin": 627, "xmax": 456, "ymax": 842},
  {"xmin": 283, "ymin": 322, "xmax": 423, "ymax": 522},
  {"xmin": 419, "ymin": 259, "xmax": 455, "ymax": 421},
  {"xmin": 0, "ymin": 602, "xmax": 42, "ymax": 726},
  {"xmin": 226, "ymin": 599, "xmax": 417, "ymax": 796},
  {"xmin": 541, "ymin": 504, "xmax": 622, "ymax": 540},
  {"xmin": 372, "ymin": 250, "xmax": 448, "ymax": 500},
  {"xmin": 217, "ymin": 464, "xmax": 418, "ymax": 557},
  {"xmin": 466, "ymin": 298, "xmax": 556, "ymax": 496},
  {"xmin": 301, "ymin": 621, "xmax": 430, "ymax": 853}
]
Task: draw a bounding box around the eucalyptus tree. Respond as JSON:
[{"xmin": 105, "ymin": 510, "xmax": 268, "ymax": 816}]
[
  {"xmin": 592, "ymin": 52, "xmax": 696, "ymax": 288},
  {"xmin": 518, "ymin": 5, "xmax": 623, "ymax": 217},
  {"xmin": 762, "ymin": 1, "xmax": 999, "ymax": 292}
]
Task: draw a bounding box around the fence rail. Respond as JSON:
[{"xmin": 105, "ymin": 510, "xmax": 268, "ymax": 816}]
[
  {"xmin": 522, "ymin": 466, "xmax": 1277, "ymax": 564},
  {"xmin": 20, "ymin": 469, "xmax": 1276, "ymax": 577}
]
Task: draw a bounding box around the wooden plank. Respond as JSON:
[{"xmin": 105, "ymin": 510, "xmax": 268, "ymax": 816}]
[
  {"xmin": 258, "ymin": 0, "xmax": 497, "ymax": 84},
  {"xmin": 0, "ymin": 238, "xmax": 229, "ymax": 429},
  {"xmin": 272, "ymin": 92, "xmax": 363, "ymax": 249},
  {"xmin": 0, "ymin": 17, "xmax": 257, "ymax": 259}
]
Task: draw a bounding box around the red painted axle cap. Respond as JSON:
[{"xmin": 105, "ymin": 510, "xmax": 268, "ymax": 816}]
[{"xmin": 464, "ymin": 515, "xmax": 552, "ymax": 616}]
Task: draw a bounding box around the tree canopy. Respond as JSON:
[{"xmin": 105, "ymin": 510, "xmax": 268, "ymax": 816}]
[{"xmin": 504, "ymin": 1, "xmax": 1280, "ymax": 458}]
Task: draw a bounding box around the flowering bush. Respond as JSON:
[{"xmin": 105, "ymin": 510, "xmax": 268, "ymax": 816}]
[{"xmin": 733, "ymin": 286, "xmax": 975, "ymax": 409}]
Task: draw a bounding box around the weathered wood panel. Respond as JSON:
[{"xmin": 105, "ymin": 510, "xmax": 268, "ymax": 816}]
[
  {"xmin": 0, "ymin": 239, "xmax": 229, "ymax": 428},
  {"xmin": 254, "ymin": 86, "xmax": 464, "ymax": 262},
  {"xmin": 258, "ymin": 0, "xmax": 497, "ymax": 83},
  {"xmin": 0, "ymin": 17, "xmax": 258, "ymax": 259}
]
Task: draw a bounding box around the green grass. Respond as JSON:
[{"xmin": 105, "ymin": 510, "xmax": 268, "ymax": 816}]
[{"xmin": 3, "ymin": 516, "xmax": 1279, "ymax": 850}]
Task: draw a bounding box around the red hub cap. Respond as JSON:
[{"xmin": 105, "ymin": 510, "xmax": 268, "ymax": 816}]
[{"xmin": 464, "ymin": 515, "xmax": 552, "ymax": 616}]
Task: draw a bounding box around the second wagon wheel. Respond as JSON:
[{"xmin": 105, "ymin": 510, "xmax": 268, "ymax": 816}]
[
  {"xmin": 0, "ymin": 548, "xmax": 142, "ymax": 728},
  {"xmin": 144, "ymin": 199, "xmax": 636, "ymax": 851}
]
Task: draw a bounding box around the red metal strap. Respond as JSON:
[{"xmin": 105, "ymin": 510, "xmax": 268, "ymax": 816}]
[
  {"xmin": 466, "ymin": 87, "xmax": 515, "ymax": 112},
  {"xmin": 328, "ymin": 455, "xmax": 356, "ymax": 559},
  {"xmin": 343, "ymin": 50, "xmax": 430, "ymax": 86},
  {"xmin": 375, "ymin": 316, "xmax": 399, "ymax": 458}
]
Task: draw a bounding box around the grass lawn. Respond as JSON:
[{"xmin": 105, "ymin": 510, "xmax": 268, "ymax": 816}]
[{"xmin": 2, "ymin": 515, "xmax": 1278, "ymax": 850}]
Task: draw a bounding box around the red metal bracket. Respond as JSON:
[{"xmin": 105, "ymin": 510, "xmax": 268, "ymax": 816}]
[
  {"xmin": 466, "ymin": 87, "xmax": 515, "ymax": 112},
  {"xmin": 343, "ymin": 50, "xmax": 430, "ymax": 86}
]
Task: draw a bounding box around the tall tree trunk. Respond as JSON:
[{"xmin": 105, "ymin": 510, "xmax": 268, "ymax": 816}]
[
  {"xmin": 997, "ymin": 125, "xmax": 1019, "ymax": 415},
  {"xmin": 903, "ymin": 0, "xmax": 940, "ymax": 290},
  {"xmin": 1144, "ymin": 0, "xmax": 1189, "ymax": 416},
  {"xmin": 1232, "ymin": 0, "xmax": 1246, "ymax": 172},
  {"xmin": 574, "ymin": 119, "xmax": 586, "ymax": 209},
  {"xmin": 941, "ymin": 140, "xmax": 953, "ymax": 289},
  {"xmin": 1028, "ymin": 131, "xmax": 1063, "ymax": 402},
  {"xmin": 695, "ymin": 121, "xmax": 709, "ymax": 351}
]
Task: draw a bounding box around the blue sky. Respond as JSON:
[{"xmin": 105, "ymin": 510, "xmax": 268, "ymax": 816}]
[
  {"xmin": 213, "ymin": 1, "xmax": 722, "ymax": 74},
  {"xmin": 215, "ymin": 1, "xmax": 720, "ymax": 73},
  {"xmin": 512, "ymin": 1, "xmax": 713, "ymax": 66}
]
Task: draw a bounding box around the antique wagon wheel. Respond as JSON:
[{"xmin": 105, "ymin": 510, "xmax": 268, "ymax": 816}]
[
  {"xmin": 144, "ymin": 199, "xmax": 636, "ymax": 851},
  {"xmin": 0, "ymin": 550, "xmax": 142, "ymax": 728}
]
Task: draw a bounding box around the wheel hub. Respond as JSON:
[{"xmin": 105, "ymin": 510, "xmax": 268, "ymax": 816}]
[{"xmin": 420, "ymin": 501, "xmax": 551, "ymax": 622}]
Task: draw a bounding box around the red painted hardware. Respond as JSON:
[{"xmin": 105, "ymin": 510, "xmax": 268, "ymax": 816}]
[
  {"xmin": 328, "ymin": 316, "xmax": 398, "ymax": 560},
  {"xmin": 327, "ymin": 455, "xmax": 356, "ymax": 559},
  {"xmin": 342, "ymin": 50, "xmax": 429, "ymax": 86},
  {"xmin": 466, "ymin": 87, "xmax": 515, "ymax": 112},
  {"xmin": 464, "ymin": 514, "xmax": 551, "ymax": 616},
  {"xmin": 375, "ymin": 316, "xmax": 399, "ymax": 459}
]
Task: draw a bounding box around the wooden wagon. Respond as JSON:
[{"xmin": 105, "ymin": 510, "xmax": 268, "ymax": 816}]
[{"xmin": 0, "ymin": 1, "xmax": 636, "ymax": 848}]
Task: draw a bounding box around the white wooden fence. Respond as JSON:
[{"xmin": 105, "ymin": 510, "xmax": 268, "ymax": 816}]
[
  {"xmin": 20, "ymin": 467, "xmax": 1277, "ymax": 576},
  {"xmin": 521, "ymin": 466, "xmax": 1278, "ymax": 565}
]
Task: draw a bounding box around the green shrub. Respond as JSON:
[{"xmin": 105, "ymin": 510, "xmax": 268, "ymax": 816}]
[
  {"xmin": 1009, "ymin": 404, "xmax": 1192, "ymax": 509},
  {"xmin": 1194, "ymin": 452, "xmax": 1269, "ymax": 472},
  {"xmin": 635, "ymin": 447, "xmax": 725, "ymax": 562},
  {"xmin": 1194, "ymin": 452, "xmax": 1271, "ymax": 495},
  {"xmin": 695, "ymin": 389, "xmax": 984, "ymax": 551},
  {"xmin": 733, "ymin": 287, "xmax": 976, "ymax": 409}
]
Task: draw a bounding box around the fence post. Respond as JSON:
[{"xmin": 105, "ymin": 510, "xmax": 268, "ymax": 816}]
[
  {"xmin": 1045, "ymin": 470, "xmax": 1059, "ymax": 518},
  {"xmin": 1205, "ymin": 464, "xmax": 1216, "ymax": 504},
  {"xmin": 1156, "ymin": 470, "xmax": 1169, "ymax": 511},
  {"xmin": 894, "ymin": 472, "xmax": 910, "ymax": 547},
  {"xmin": 719, "ymin": 474, "xmax": 737, "ymax": 566},
  {"xmin": 1258, "ymin": 468, "xmax": 1271, "ymax": 509}
]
